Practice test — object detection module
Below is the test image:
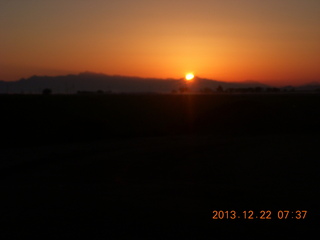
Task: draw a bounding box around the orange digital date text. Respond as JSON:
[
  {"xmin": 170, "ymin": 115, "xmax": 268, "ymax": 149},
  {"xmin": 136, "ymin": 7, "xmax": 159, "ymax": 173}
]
[{"xmin": 212, "ymin": 210, "xmax": 307, "ymax": 220}]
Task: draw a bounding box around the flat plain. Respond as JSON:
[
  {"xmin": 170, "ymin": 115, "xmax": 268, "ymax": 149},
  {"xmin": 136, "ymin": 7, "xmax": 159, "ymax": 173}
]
[{"xmin": 1, "ymin": 93, "xmax": 319, "ymax": 239}]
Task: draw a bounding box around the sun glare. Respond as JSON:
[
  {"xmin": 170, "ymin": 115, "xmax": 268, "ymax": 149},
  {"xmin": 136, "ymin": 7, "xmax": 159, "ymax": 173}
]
[{"xmin": 185, "ymin": 73, "xmax": 194, "ymax": 81}]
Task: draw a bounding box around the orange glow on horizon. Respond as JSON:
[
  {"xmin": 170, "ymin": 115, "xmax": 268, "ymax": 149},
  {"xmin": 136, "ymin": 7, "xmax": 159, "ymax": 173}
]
[{"xmin": 1, "ymin": 1, "xmax": 319, "ymax": 86}]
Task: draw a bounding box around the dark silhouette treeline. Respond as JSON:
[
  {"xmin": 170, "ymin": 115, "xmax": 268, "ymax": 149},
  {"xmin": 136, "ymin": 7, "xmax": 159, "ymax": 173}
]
[
  {"xmin": 174, "ymin": 85, "xmax": 294, "ymax": 94},
  {"xmin": 39, "ymin": 86, "xmax": 300, "ymax": 95}
]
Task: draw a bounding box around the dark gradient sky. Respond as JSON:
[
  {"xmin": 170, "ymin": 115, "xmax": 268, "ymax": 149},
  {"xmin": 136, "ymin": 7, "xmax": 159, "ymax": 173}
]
[{"xmin": 1, "ymin": 0, "xmax": 320, "ymax": 85}]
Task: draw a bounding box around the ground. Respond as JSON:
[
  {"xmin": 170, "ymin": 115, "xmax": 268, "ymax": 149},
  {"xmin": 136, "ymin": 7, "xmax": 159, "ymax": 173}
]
[{"xmin": 1, "ymin": 94, "xmax": 319, "ymax": 239}]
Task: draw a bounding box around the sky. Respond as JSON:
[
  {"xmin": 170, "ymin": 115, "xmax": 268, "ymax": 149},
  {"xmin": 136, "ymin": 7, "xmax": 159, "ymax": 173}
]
[{"xmin": 1, "ymin": 0, "xmax": 320, "ymax": 86}]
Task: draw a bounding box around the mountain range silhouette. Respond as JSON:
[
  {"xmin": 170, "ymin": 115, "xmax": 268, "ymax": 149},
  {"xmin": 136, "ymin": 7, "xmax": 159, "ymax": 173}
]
[{"xmin": 0, "ymin": 72, "xmax": 319, "ymax": 94}]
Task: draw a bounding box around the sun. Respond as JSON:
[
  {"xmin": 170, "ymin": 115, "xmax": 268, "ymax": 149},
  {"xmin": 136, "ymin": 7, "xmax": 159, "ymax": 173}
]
[{"xmin": 185, "ymin": 73, "xmax": 194, "ymax": 81}]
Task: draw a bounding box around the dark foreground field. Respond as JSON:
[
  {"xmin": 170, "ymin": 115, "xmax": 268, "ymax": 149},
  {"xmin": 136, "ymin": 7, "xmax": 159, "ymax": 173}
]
[{"xmin": 1, "ymin": 94, "xmax": 320, "ymax": 239}]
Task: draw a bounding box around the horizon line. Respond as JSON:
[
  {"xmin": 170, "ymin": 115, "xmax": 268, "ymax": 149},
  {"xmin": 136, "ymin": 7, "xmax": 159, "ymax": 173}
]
[{"xmin": 1, "ymin": 71, "xmax": 320, "ymax": 87}]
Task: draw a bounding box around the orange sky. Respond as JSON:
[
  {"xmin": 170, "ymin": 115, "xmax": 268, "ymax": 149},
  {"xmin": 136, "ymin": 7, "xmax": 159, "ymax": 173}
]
[{"xmin": 1, "ymin": 0, "xmax": 320, "ymax": 86}]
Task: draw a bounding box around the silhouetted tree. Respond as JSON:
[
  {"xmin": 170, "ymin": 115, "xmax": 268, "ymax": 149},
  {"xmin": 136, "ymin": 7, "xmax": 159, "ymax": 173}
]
[
  {"xmin": 179, "ymin": 87, "xmax": 189, "ymax": 93},
  {"xmin": 216, "ymin": 85, "xmax": 224, "ymax": 92},
  {"xmin": 266, "ymin": 87, "xmax": 280, "ymax": 93},
  {"xmin": 42, "ymin": 88, "xmax": 52, "ymax": 95},
  {"xmin": 201, "ymin": 87, "xmax": 214, "ymax": 94}
]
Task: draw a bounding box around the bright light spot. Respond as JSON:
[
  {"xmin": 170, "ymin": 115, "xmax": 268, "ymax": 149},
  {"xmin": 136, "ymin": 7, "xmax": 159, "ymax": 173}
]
[{"xmin": 185, "ymin": 73, "xmax": 194, "ymax": 81}]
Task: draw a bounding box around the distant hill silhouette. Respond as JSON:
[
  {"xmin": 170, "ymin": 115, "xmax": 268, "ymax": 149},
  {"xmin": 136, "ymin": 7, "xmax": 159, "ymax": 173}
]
[{"xmin": 0, "ymin": 72, "xmax": 318, "ymax": 94}]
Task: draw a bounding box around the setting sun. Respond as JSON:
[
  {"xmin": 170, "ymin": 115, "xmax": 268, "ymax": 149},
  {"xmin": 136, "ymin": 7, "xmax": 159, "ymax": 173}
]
[{"xmin": 185, "ymin": 73, "xmax": 194, "ymax": 81}]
